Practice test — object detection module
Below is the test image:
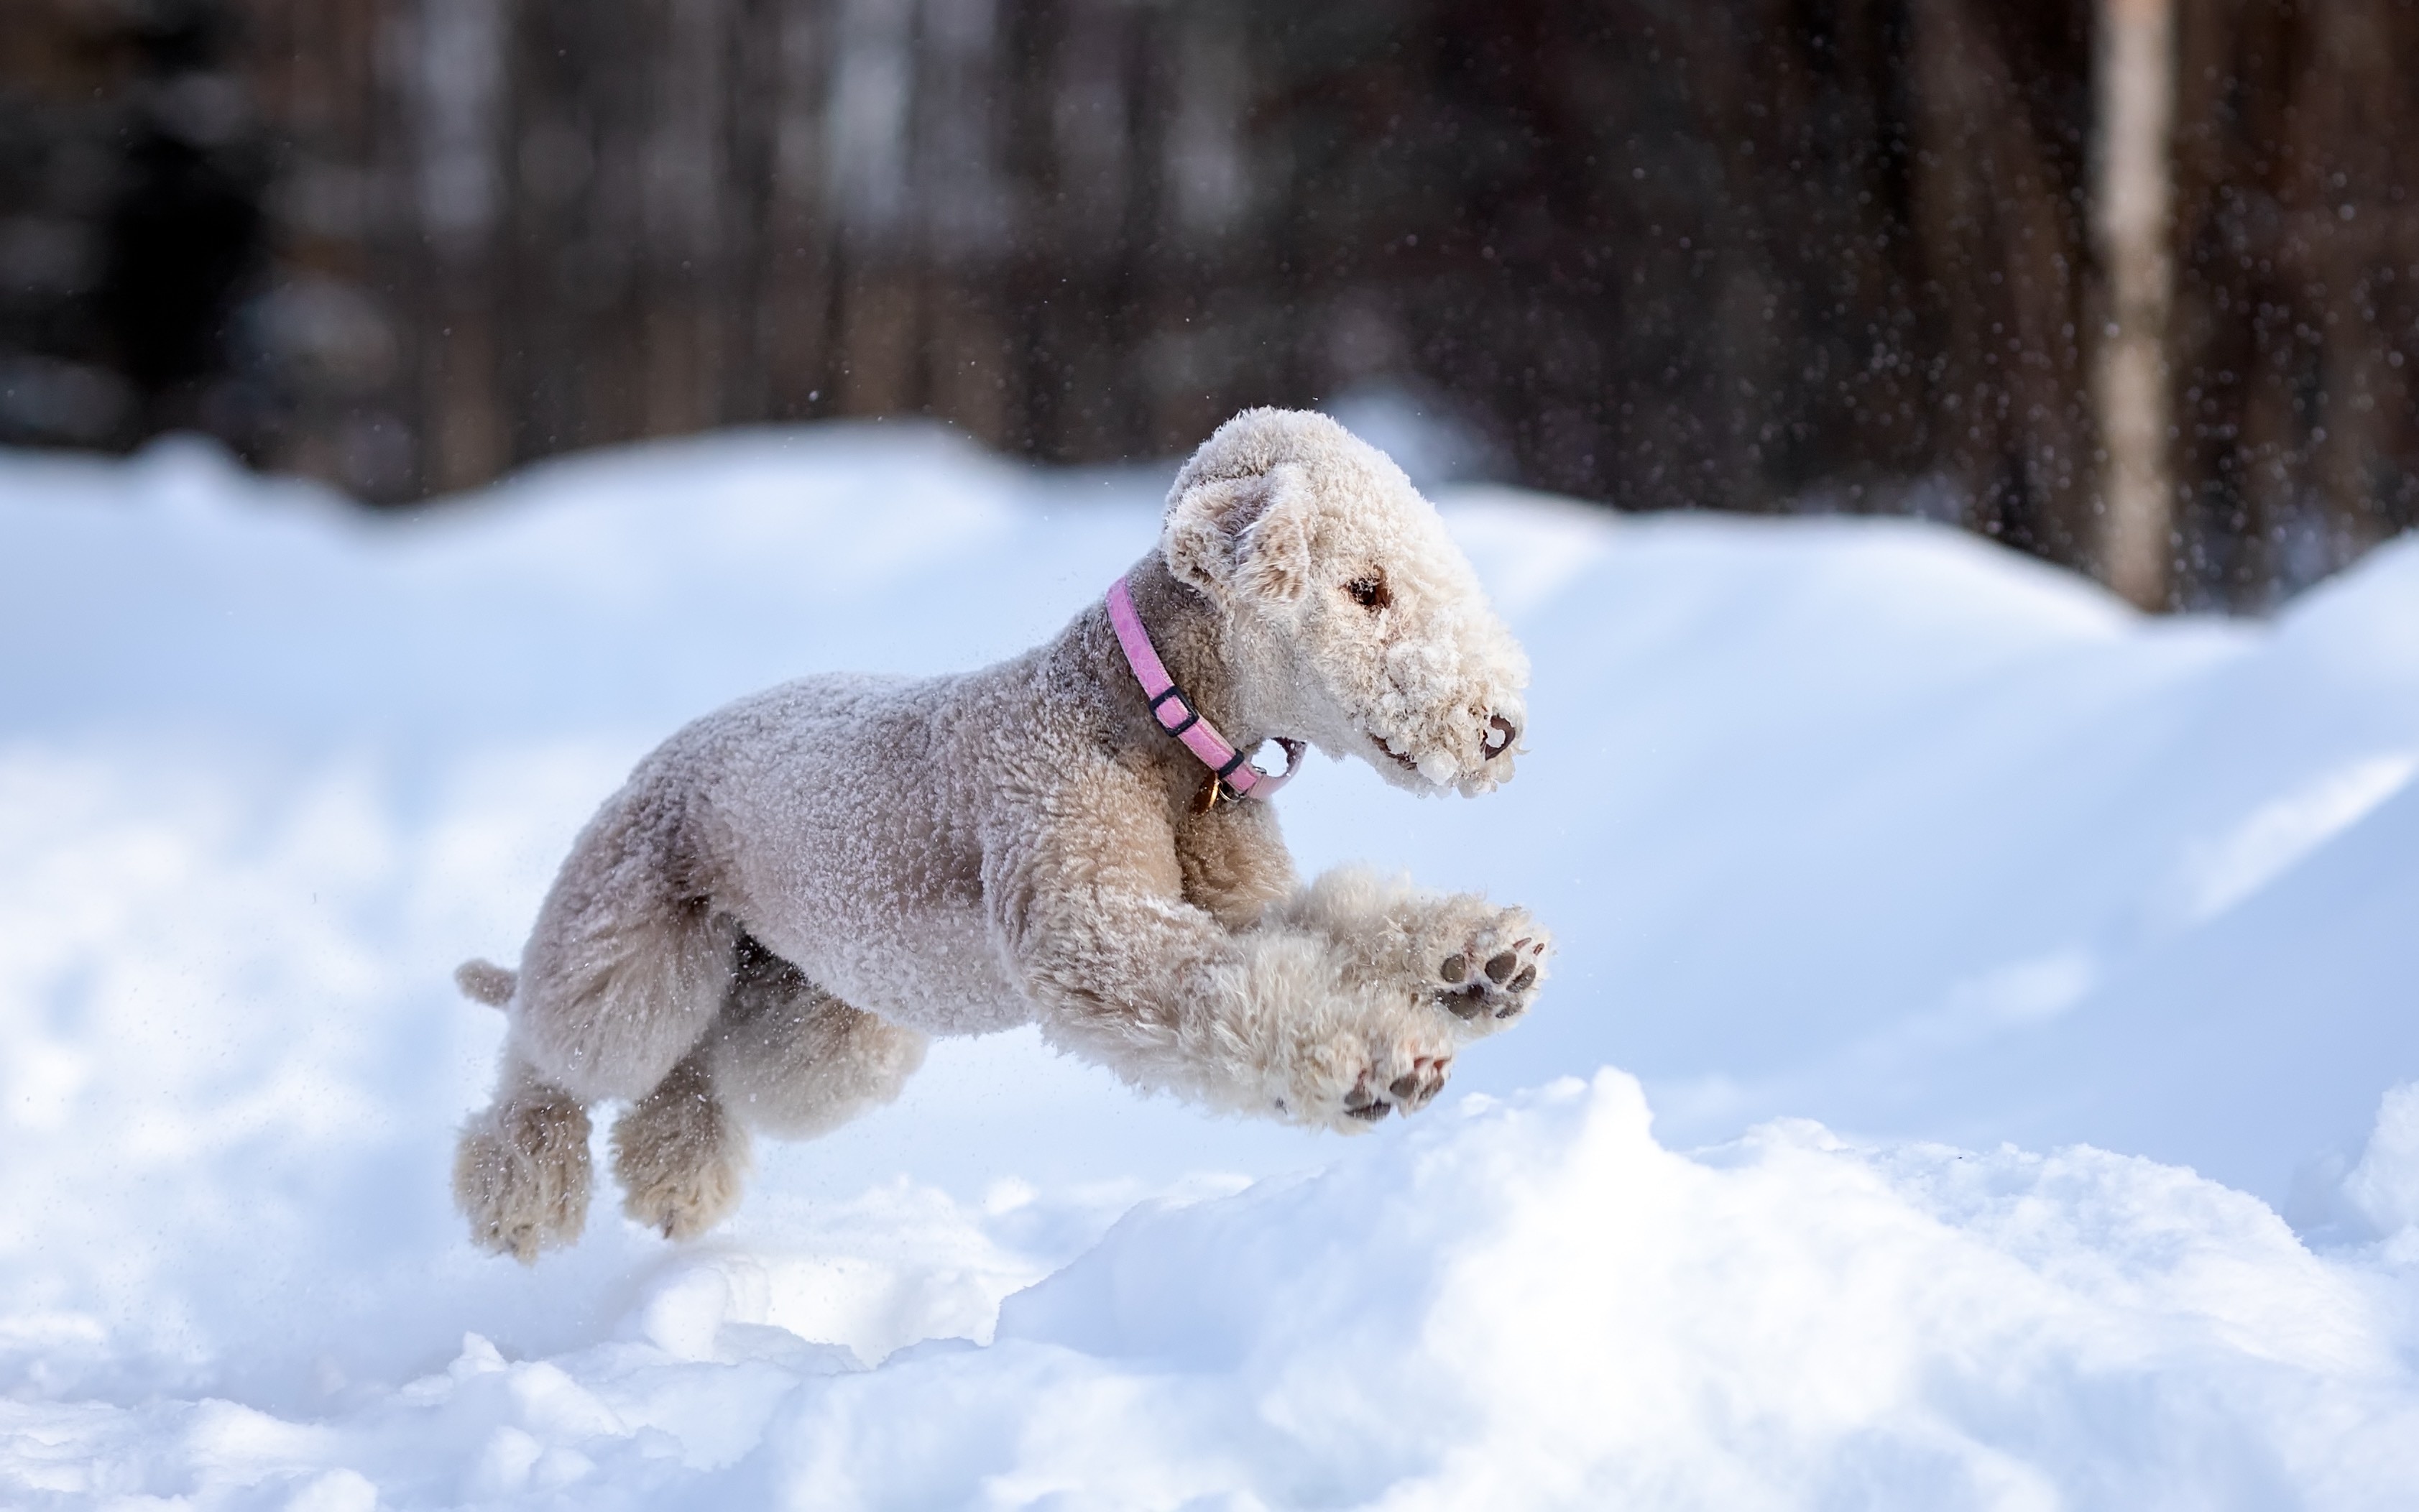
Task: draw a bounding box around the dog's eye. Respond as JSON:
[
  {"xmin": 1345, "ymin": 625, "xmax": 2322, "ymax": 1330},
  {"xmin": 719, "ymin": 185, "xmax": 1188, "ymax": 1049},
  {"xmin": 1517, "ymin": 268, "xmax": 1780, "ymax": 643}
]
[{"xmin": 1344, "ymin": 574, "xmax": 1390, "ymax": 612}]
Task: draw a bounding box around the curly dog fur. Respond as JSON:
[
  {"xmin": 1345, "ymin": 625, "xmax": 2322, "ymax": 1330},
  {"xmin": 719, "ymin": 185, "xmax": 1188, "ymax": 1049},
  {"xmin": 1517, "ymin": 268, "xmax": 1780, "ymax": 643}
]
[{"xmin": 453, "ymin": 408, "xmax": 1552, "ymax": 1260}]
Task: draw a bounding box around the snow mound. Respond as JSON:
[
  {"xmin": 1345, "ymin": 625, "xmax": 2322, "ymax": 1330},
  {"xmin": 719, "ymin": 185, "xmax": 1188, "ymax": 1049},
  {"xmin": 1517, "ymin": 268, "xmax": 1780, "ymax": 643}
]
[{"xmin": 11, "ymin": 1075, "xmax": 2418, "ymax": 1508}]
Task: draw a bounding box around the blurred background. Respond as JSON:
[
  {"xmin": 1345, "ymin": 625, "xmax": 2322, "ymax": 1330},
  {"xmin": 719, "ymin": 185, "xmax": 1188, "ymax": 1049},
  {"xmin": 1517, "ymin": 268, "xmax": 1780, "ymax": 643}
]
[{"xmin": 4, "ymin": 0, "xmax": 2416, "ymax": 609}]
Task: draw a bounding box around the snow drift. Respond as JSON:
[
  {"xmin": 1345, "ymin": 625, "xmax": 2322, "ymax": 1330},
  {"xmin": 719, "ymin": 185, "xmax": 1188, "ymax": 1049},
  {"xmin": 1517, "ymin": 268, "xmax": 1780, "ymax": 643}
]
[{"xmin": 2, "ymin": 425, "xmax": 2415, "ymax": 1507}]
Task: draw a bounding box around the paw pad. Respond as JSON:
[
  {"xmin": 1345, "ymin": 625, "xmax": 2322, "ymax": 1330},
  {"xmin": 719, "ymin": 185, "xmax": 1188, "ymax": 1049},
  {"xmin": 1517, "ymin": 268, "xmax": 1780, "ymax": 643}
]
[
  {"xmin": 1342, "ymin": 1053, "xmax": 1450, "ymax": 1123},
  {"xmin": 1434, "ymin": 927, "xmax": 1547, "ymax": 1024}
]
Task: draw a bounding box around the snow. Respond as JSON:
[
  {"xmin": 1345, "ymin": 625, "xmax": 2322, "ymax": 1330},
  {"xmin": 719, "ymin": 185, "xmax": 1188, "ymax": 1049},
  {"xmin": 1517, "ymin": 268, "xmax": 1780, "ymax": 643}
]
[{"xmin": 2, "ymin": 425, "xmax": 2416, "ymax": 1507}]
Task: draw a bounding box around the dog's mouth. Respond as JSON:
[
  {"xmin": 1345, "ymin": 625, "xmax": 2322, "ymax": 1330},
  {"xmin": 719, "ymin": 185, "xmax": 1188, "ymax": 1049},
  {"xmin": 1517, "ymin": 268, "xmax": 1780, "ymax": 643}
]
[
  {"xmin": 1370, "ymin": 732, "xmax": 1452, "ymax": 788},
  {"xmin": 1368, "ymin": 717, "xmax": 1517, "ymax": 793}
]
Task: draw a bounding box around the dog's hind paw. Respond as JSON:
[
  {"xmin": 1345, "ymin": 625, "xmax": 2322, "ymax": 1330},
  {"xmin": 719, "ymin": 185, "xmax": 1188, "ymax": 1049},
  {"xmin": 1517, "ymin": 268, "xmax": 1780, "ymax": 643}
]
[
  {"xmin": 619, "ymin": 1158, "xmax": 746, "ymax": 1243},
  {"xmin": 454, "ymin": 1091, "xmax": 593, "ymax": 1263},
  {"xmin": 612, "ymin": 1060, "xmax": 750, "ymax": 1243}
]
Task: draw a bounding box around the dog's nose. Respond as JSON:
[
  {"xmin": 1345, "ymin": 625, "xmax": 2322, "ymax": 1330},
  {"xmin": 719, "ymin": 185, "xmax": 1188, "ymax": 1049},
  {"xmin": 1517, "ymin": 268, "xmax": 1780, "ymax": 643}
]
[{"xmin": 1483, "ymin": 714, "xmax": 1518, "ymax": 760}]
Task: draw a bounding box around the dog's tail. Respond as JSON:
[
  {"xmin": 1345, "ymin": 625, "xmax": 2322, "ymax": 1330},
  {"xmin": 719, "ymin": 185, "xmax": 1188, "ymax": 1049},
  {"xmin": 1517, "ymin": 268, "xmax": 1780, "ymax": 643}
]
[{"xmin": 455, "ymin": 958, "xmax": 518, "ymax": 1009}]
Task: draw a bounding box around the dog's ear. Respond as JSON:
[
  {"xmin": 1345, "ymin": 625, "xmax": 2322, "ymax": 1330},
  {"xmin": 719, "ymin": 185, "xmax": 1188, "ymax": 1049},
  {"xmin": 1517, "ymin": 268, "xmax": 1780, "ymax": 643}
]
[{"xmin": 1164, "ymin": 463, "xmax": 1312, "ymax": 606}]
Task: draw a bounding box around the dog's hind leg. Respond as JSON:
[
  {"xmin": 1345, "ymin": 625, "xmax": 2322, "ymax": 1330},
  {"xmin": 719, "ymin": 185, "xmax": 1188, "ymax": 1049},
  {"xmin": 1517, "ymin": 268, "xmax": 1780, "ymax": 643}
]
[
  {"xmin": 456, "ymin": 759, "xmax": 741, "ymax": 1258},
  {"xmin": 512, "ymin": 767, "xmax": 738, "ymax": 1105},
  {"xmin": 611, "ymin": 1047, "xmax": 750, "ymax": 1241},
  {"xmin": 705, "ymin": 933, "xmax": 929, "ymax": 1142},
  {"xmin": 453, "ymin": 1051, "xmax": 594, "ymax": 1263},
  {"xmin": 607, "ymin": 935, "xmax": 926, "ymax": 1243}
]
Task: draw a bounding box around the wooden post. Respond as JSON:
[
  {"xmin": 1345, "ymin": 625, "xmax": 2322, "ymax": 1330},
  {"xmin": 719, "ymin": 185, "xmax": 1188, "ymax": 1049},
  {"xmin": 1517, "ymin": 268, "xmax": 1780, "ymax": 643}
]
[{"xmin": 2092, "ymin": 0, "xmax": 2178, "ymax": 609}]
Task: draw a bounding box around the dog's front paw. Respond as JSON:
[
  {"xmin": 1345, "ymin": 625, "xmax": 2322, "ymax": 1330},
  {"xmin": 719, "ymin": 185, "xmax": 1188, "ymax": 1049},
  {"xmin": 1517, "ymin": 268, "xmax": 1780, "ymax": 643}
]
[
  {"xmin": 1341, "ymin": 1053, "xmax": 1451, "ymax": 1123},
  {"xmin": 1428, "ymin": 908, "xmax": 1548, "ymax": 1030},
  {"xmin": 1288, "ymin": 1018, "xmax": 1455, "ymax": 1132}
]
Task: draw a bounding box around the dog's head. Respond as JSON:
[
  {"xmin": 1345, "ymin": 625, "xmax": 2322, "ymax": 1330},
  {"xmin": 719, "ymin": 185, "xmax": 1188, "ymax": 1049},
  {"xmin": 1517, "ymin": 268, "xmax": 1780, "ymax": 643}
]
[{"xmin": 1162, "ymin": 408, "xmax": 1530, "ymax": 796}]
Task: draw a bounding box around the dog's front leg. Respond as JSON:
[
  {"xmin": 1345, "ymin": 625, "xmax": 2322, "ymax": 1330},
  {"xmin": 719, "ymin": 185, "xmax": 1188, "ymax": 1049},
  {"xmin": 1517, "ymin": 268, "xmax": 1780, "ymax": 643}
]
[
  {"xmin": 1171, "ymin": 791, "xmax": 1298, "ymax": 928},
  {"xmin": 1274, "ymin": 867, "xmax": 1551, "ymax": 1038},
  {"xmin": 987, "ymin": 798, "xmax": 1457, "ymax": 1130}
]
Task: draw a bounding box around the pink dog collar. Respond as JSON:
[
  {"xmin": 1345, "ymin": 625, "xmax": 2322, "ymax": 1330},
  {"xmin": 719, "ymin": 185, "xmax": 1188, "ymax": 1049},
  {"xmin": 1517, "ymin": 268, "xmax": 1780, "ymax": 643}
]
[{"xmin": 1107, "ymin": 576, "xmax": 1304, "ymax": 803}]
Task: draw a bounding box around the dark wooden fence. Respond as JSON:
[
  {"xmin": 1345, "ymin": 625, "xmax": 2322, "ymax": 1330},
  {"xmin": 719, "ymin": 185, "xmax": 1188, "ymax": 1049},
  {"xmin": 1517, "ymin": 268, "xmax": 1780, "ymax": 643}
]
[{"xmin": 6, "ymin": 0, "xmax": 2418, "ymax": 607}]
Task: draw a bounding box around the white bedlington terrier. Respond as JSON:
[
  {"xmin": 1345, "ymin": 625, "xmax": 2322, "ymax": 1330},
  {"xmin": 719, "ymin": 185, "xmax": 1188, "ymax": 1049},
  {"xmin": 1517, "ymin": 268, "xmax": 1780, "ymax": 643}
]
[{"xmin": 452, "ymin": 407, "xmax": 1551, "ymax": 1260}]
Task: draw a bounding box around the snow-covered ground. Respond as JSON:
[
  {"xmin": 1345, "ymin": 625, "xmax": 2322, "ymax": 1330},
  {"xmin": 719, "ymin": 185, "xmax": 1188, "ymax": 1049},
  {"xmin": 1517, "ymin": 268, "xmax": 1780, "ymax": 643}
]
[{"xmin": 3, "ymin": 425, "xmax": 2415, "ymax": 1507}]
